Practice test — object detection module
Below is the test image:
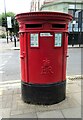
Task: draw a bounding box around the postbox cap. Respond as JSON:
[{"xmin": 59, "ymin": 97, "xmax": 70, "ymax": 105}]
[{"xmin": 15, "ymin": 11, "xmax": 72, "ymax": 23}]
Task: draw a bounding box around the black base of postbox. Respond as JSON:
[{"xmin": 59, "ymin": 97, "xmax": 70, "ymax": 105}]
[{"xmin": 21, "ymin": 80, "xmax": 66, "ymax": 105}]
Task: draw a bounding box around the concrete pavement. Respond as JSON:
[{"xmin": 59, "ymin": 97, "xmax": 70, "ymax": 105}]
[
  {"xmin": 0, "ymin": 39, "xmax": 20, "ymax": 51},
  {"xmin": 0, "ymin": 76, "xmax": 82, "ymax": 118}
]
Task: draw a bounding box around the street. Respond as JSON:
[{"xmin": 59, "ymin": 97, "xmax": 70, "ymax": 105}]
[
  {"xmin": 0, "ymin": 39, "xmax": 20, "ymax": 82},
  {"xmin": 0, "ymin": 38, "xmax": 82, "ymax": 82},
  {"xmin": 0, "ymin": 50, "xmax": 20, "ymax": 82},
  {"xmin": 67, "ymin": 47, "xmax": 81, "ymax": 76}
]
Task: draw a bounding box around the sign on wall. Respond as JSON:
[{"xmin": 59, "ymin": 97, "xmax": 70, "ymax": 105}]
[
  {"xmin": 69, "ymin": 5, "xmax": 75, "ymax": 9},
  {"xmin": 54, "ymin": 33, "xmax": 62, "ymax": 47},
  {"xmin": 30, "ymin": 33, "xmax": 39, "ymax": 47}
]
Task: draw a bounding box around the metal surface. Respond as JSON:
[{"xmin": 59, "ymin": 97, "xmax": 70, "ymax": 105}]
[
  {"xmin": 16, "ymin": 12, "xmax": 72, "ymax": 104},
  {"xmin": 16, "ymin": 12, "xmax": 72, "ymax": 84}
]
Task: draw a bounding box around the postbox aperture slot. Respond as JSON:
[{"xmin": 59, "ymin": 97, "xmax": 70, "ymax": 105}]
[
  {"xmin": 54, "ymin": 33, "xmax": 62, "ymax": 47},
  {"xmin": 52, "ymin": 24, "xmax": 65, "ymax": 29},
  {"xmin": 30, "ymin": 33, "xmax": 39, "ymax": 47},
  {"xmin": 25, "ymin": 24, "xmax": 42, "ymax": 28}
]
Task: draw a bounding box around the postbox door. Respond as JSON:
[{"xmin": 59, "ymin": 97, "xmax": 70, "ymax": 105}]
[
  {"xmin": 20, "ymin": 33, "xmax": 25, "ymax": 82},
  {"xmin": 27, "ymin": 32, "xmax": 63, "ymax": 84}
]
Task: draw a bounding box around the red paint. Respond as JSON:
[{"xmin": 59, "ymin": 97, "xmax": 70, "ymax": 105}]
[{"xmin": 16, "ymin": 12, "xmax": 72, "ymax": 84}]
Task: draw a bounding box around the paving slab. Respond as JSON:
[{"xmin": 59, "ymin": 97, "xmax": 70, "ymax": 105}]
[
  {"xmin": 61, "ymin": 107, "xmax": 81, "ymax": 118},
  {"xmin": 37, "ymin": 110, "xmax": 64, "ymax": 118},
  {"xmin": 58, "ymin": 95, "xmax": 79, "ymax": 110},
  {"xmin": 0, "ymin": 108, "xmax": 11, "ymax": 118},
  {"xmin": 71, "ymin": 92, "xmax": 81, "ymax": 105},
  {"xmin": 10, "ymin": 109, "xmax": 24, "ymax": 116},
  {"xmin": 10, "ymin": 112, "xmax": 38, "ymax": 118},
  {"xmin": 0, "ymin": 78, "xmax": 81, "ymax": 119},
  {"xmin": 67, "ymin": 83, "xmax": 81, "ymax": 93},
  {"xmin": 35, "ymin": 104, "xmax": 60, "ymax": 112}
]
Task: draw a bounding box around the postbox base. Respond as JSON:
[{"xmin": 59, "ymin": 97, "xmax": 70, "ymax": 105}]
[{"xmin": 21, "ymin": 81, "xmax": 66, "ymax": 105}]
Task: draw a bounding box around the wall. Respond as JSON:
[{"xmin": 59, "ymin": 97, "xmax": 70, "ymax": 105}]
[
  {"xmin": 0, "ymin": 26, "xmax": 6, "ymax": 36},
  {"xmin": 41, "ymin": 2, "xmax": 68, "ymax": 13}
]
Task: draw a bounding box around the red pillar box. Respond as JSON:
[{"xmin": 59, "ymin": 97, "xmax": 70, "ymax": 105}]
[{"xmin": 16, "ymin": 12, "xmax": 72, "ymax": 105}]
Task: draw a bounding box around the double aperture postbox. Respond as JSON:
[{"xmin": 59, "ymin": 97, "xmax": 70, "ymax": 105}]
[{"xmin": 16, "ymin": 12, "xmax": 72, "ymax": 105}]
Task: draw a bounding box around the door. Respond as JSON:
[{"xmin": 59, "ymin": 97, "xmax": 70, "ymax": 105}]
[
  {"xmin": 20, "ymin": 33, "xmax": 26, "ymax": 82},
  {"xmin": 28, "ymin": 32, "xmax": 63, "ymax": 84}
]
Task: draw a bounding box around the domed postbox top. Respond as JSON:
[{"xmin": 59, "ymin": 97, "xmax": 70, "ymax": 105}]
[{"xmin": 15, "ymin": 11, "xmax": 72, "ymax": 23}]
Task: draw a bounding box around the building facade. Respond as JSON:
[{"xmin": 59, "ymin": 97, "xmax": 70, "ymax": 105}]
[
  {"xmin": 41, "ymin": 0, "xmax": 83, "ymax": 45},
  {"xmin": 30, "ymin": 0, "xmax": 59, "ymax": 12},
  {"xmin": 30, "ymin": 0, "xmax": 45, "ymax": 12},
  {"xmin": 30, "ymin": 0, "xmax": 83, "ymax": 45}
]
